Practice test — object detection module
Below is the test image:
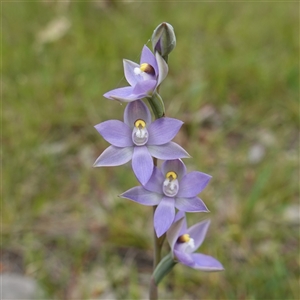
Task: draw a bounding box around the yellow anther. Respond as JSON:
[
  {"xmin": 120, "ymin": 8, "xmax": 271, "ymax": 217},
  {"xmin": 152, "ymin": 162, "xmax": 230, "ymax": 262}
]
[
  {"xmin": 140, "ymin": 63, "xmax": 155, "ymax": 74},
  {"xmin": 166, "ymin": 171, "xmax": 177, "ymax": 180},
  {"xmin": 134, "ymin": 119, "xmax": 146, "ymax": 128},
  {"xmin": 177, "ymin": 234, "xmax": 190, "ymax": 243},
  {"xmin": 140, "ymin": 63, "xmax": 149, "ymax": 71}
]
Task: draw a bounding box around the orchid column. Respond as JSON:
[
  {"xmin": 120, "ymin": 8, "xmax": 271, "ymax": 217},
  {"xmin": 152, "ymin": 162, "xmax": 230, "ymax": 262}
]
[{"xmin": 94, "ymin": 22, "xmax": 224, "ymax": 300}]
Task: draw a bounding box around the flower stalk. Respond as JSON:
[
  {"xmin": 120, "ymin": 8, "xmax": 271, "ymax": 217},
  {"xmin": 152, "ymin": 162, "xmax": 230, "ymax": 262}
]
[{"xmin": 149, "ymin": 116, "xmax": 165, "ymax": 300}]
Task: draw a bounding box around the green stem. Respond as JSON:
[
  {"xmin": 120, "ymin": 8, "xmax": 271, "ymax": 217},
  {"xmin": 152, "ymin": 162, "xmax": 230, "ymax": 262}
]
[
  {"xmin": 149, "ymin": 276, "xmax": 158, "ymax": 300},
  {"xmin": 149, "ymin": 106, "xmax": 165, "ymax": 299},
  {"xmin": 150, "ymin": 204, "xmax": 166, "ymax": 300},
  {"xmin": 152, "ymin": 157, "xmax": 166, "ymax": 267},
  {"xmin": 153, "ymin": 206, "xmax": 166, "ymax": 269}
]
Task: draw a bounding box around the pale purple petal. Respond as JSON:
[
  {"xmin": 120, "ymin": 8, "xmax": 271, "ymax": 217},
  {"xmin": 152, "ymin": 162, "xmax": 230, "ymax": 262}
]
[
  {"xmin": 187, "ymin": 219, "xmax": 210, "ymax": 252},
  {"xmin": 174, "ymin": 211, "xmax": 185, "ymax": 223},
  {"xmin": 147, "ymin": 118, "xmax": 184, "ymax": 145},
  {"xmin": 166, "ymin": 217, "xmax": 185, "ymax": 254},
  {"xmin": 175, "ymin": 197, "xmax": 209, "ymax": 213},
  {"xmin": 174, "ymin": 211, "xmax": 188, "ymax": 235},
  {"xmin": 156, "ymin": 51, "xmax": 168, "ymax": 86},
  {"xmin": 173, "ymin": 250, "xmax": 194, "ymax": 267},
  {"xmin": 144, "ymin": 167, "xmax": 164, "ymax": 194},
  {"xmin": 124, "ymin": 100, "xmax": 152, "ymax": 128},
  {"xmin": 132, "ymin": 80, "xmax": 157, "ymax": 96},
  {"xmin": 154, "ymin": 196, "xmax": 175, "ymax": 237},
  {"xmin": 123, "ymin": 59, "xmax": 140, "ymax": 86},
  {"xmin": 132, "ymin": 146, "xmax": 153, "ymax": 185},
  {"xmin": 103, "ymin": 86, "xmax": 133, "ymax": 101},
  {"xmin": 140, "ymin": 45, "xmax": 158, "ymax": 75},
  {"xmin": 110, "ymin": 94, "xmax": 143, "ymax": 103},
  {"xmin": 120, "ymin": 186, "xmax": 161, "ymax": 206},
  {"xmin": 93, "ymin": 146, "xmax": 133, "ymax": 167},
  {"xmin": 191, "ymin": 253, "xmax": 224, "ymax": 271},
  {"xmin": 177, "ymin": 172, "xmax": 212, "ymax": 198},
  {"xmin": 161, "ymin": 159, "xmax": 187, "ymax": 180},
  {"xmin": 94, "ymin": 120, "xmax": 133, "ymax": 148},
  {"xmin": 148, "ymin": 142, "xmax": 190, "ymax": 161}
]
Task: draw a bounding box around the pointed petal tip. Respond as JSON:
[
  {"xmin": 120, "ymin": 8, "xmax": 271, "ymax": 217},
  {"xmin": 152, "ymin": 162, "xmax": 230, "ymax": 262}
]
[
  {"xmin": 155, "ymin": 229, "xmax": 166, "ymax": 238},
  {"xmin": 202, "ymin": 218, "xmax": 211, "ymax": 225},
  {"xmin": 199, "ymin": 201, "xmax": 210, "ymax": 213},
  {"xmin": 180, "ymin": 151, "xmax": 191, "ymax": 159},
  {"xmin": 212, "ymin": 265, "xmax": 225, "ymax": 272},
  {"xmin": 93, "ymin": 161, "xmax": 106, "ymax": 168},
  {"xmin": 103, "ymin": 92, "xmax": 136, "ymax": 103},
  {"xmin": 119, "ymin": 191, "xmax": 127, "ymax": 198},
  {"xmin": 93, "ymin": 160, "xmax": 102, "ymax": 167},
  {"xmin": 109, "ymin": 96, "xmax": 128, "ymax": 103},
  {"xmin": 103, "ymin": 92, "xmax": 113, "ymax": 99},
  {"xmin": 155, "ymin": 221, "xmax": 168, "ymax": 238}
]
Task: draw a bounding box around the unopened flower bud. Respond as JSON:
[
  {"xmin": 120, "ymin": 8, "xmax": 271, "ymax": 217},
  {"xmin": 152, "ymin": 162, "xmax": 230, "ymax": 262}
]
[{"xmin": 151, "ymin": 22, "xmax": 176, "ymax": 58}]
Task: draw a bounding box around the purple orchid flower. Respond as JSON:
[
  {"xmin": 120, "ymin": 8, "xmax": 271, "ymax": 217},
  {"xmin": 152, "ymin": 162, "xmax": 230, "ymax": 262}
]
[
  {"xmin": 94, "ymin": 100, "xmax": 189, "ymax": 185},
  {"xmin": 167, "ymin": 211, "xmax": 224, "ymax": 271},
  {"xmin": 103, "ymin": 45, "xmax": 168, "ymax": 102},
  {"xmin": 120, "ymin": 159, "xmax": 211, "ymax": 237}
]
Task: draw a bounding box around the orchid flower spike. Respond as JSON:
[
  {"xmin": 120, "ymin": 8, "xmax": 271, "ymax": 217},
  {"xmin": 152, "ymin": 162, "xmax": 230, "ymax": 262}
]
[
  {"xmin": 103, "ymin": 45, "xmax": 168, "ymax": 103},
  {"xmin": 94, "ymin": 100, "xmax": 189, "ymax": 185},
  {"xmin": 121, "ymin": 159, "xmax": 211, "ymax": 237},
  {"xmin": 167, "ymin": 212, "xmax": 224, "ymax": 271}
]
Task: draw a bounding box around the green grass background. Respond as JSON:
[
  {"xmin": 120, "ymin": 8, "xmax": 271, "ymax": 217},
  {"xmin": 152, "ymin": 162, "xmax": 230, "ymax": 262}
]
[{"xmin": 3, "ymin": 1, "xmax": 299, "ymax": 299}]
